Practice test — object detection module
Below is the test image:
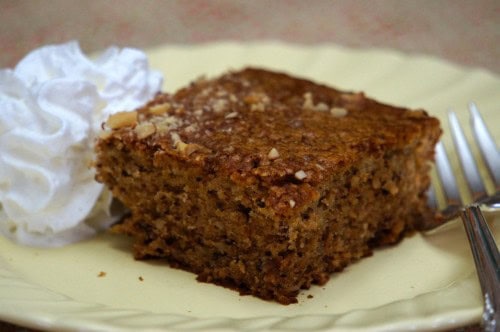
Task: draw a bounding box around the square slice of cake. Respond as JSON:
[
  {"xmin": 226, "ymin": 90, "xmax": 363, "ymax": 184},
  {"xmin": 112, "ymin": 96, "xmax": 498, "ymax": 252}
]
[{"xmin": 95, "ymin": 68, "xmax": 441, "ymax": 304}]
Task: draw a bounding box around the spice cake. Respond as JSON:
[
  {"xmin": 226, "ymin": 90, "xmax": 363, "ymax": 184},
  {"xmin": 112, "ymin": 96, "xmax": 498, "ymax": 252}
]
[{"xmin": 95, "ymin": 68, "xmax": 441, "ymax": 304}]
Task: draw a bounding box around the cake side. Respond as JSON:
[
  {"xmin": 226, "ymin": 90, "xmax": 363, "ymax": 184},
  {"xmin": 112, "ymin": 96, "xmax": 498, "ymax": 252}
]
[{"xmin": 95, "ymin": 68, "xmax": 441, "ymax": 304}]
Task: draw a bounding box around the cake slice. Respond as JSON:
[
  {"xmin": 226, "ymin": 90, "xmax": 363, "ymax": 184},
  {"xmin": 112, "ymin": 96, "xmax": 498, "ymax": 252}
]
[{"xmin": 95, "ymin": 68, "xmax": 441, "ymax": 304}]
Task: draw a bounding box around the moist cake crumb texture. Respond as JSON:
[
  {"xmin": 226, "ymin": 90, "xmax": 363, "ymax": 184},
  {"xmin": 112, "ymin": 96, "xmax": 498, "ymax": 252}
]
[{"xmin": 95, "ymin": 68, "xmax": 441, "ymax": 304}]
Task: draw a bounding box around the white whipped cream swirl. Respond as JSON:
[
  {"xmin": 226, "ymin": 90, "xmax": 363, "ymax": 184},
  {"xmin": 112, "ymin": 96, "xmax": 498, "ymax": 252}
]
[{"xmin": 0, "ymin": 41, "xmax": 162, "ymax": 247}]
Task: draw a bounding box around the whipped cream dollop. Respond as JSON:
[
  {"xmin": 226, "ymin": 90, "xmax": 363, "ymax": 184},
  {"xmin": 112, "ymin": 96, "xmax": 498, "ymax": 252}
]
[{"xmin": 0, "ymin": 41, "xmax": 163, "ymax": 247}]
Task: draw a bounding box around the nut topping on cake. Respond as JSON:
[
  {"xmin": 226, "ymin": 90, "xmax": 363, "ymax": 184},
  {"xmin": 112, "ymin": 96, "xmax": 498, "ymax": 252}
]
[{"xmin": 106, "ymin": 111, "xmax": 138, "ymax": 129}]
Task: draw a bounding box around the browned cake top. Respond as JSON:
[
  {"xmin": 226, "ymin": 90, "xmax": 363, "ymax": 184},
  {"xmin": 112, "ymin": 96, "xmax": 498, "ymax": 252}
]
[{"xmin": 101, "ymin": 68, "xmax": 440, "ymax": 187}]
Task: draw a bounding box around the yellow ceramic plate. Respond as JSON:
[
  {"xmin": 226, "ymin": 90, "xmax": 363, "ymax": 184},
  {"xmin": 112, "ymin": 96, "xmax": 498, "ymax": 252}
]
[{"xmin": 1, "ymin": 42, "xmax": 499, "ymax": 332}]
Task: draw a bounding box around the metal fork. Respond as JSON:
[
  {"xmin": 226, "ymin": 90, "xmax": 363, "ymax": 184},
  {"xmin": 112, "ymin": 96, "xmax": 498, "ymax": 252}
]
[{"xmin": 429, "ymin": 103, "xmax": 500, "ymax": 332}]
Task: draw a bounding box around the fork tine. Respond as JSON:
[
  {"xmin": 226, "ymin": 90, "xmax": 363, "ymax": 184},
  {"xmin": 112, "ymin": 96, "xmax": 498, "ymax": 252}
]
[
  {"xmin": 448, "ymin": 111, "xmax": 488, "ymax": 201},
  {"xmin": 427, "ymin": 183, "xmax": 438, "ymax": 210},
  {"xmin": 435, "ymin": 141, "xmax": 462, "ymax": 205},
  {"xmin": 469, "ymin": 103, "xmax": 500, "ymax": 189},
  {"xmin": 434, "ymin": 141, "xmax": 462, "ymax": 220}
]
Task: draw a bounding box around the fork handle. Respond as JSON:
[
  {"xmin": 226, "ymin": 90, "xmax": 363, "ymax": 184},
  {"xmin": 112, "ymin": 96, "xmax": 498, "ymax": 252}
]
[{"xmin": 460, "ymin": 204, "xmax": 500, "ymax": 332}]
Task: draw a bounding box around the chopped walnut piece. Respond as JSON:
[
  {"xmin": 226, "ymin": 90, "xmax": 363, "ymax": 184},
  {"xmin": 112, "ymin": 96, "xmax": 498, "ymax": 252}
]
[
  {"xmin": 250, "ymin": 103, "xmax": 266, "ymax": 112},
  {"xmin": 225, "ymin": 111, "xmax": 239, "ymax": 119},
  {"xmin": 212, "ymin": 99, "xmax": 228, "ymax": 113},
  {"xmin": 170, "ymin": 132, "xmax": 181, "ymax": 145},
  {"xmin": 149, "ymin": 103, "xmax": 171, "ymax": 115},
  {"xmin": 135, "ymin": 123, "xmax": 156, "ymax": 139},
  {"xmin": 303, "ymin": 92, "xmax": 331, "ymax": 112},
  {"xmin": 268, "ymin": 147, "xmax": 280, "ymax": 160},
  {"xmin": 154, "ymin": 115, "xmax": 182, "ymax": 133},
  {"xmin": 294, "ymin": 170, "xmax": 307, "ymax": 180},
  {"xmin": 244, "ymin": 92, "xmax": 270, "ymax": 112},
  {"xmin": 176, "ymin": 141, "xmax": 206, "ymax": 156},
  {"xmin": 330, "ymin": 107, "xmax": 348, "ymax": 117},
  {"xmin": 315, "ymin": 163, "xmax": 325, "ymax": 170},
  {"xmin": 244, "ymin": 92, "xmax": 270, "ymax": 105},
  {"xmin": 229, "ymin": 94, "xmax": 238, "ymax": 103},
  {"xmin": 106, "ymin": 111, "xmax": 138, "ymax": 129},
  {"xmin": 303, "ymin": 92, "xmax": 315, "ymax": 110},
  {"xmin": 315, "ymin": 102, "xmax": 329, "ymax": 112},
  {"xmin": 171, "ymin": 132, "xmax": 205, "ymax": 155},
  {"xmin": 289, "ymin": 199, "xmax": 296, "ymax": 208},
  {"xmin": 175, "ymin": 140, "xmax": 188, "ymax": 152}
]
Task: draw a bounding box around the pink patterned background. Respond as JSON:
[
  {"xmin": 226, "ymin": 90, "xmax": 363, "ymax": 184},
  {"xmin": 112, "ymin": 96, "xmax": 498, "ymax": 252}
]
[{"xmin": 1, "ymin": 0, "xmax": 499, "ymax": 74}]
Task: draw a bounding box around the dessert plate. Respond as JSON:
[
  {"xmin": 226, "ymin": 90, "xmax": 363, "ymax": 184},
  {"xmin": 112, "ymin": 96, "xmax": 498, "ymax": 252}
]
[{"xmin": 1, "ymin": 42, "xmax": 499, "ymax": 332}]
